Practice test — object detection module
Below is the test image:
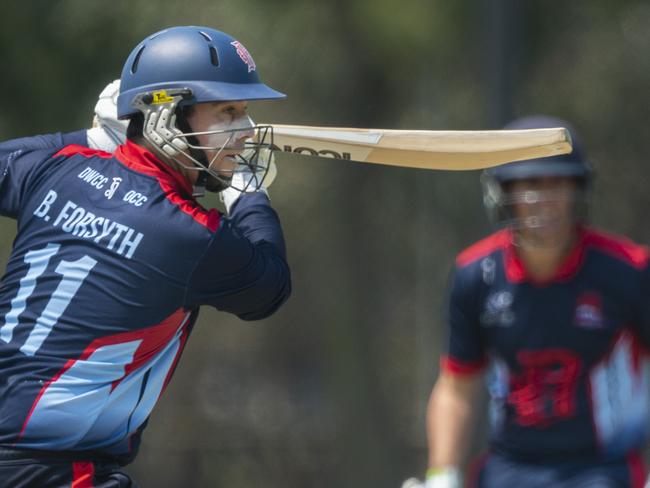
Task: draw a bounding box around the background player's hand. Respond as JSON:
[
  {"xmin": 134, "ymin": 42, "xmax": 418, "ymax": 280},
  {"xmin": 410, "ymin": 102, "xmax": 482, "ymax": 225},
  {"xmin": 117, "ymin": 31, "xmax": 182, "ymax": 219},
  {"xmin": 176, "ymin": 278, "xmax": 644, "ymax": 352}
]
[
  {"xmin": 401, "ymin": 478, "xmax": 425, "ymax": 488},
  {"xmin": 86, "ymin": 79, "xmax": 127, "ymax": 152},
  {"xmin": 400, "ymin": 467, "xmax": 462, "ymax": 488}
]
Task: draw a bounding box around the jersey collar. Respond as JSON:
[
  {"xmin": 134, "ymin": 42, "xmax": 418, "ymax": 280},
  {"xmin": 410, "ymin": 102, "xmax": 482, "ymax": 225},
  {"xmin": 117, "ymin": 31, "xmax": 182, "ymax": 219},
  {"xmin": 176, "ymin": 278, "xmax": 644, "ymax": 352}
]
[
  {"xmin": 504, "ymin": 226, "xmax": 586, "ymax": 285},
  {"xmin": 115, "ymin": 140, "xmax": 194, "ymax": 197}
]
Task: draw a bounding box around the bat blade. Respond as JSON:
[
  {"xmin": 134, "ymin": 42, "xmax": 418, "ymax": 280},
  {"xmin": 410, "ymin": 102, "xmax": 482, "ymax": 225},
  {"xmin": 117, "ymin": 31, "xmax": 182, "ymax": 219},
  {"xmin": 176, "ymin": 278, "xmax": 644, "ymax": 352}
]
[{"xmin": 265, "ymin": 124, "xmax": 573, "ymax": 170}]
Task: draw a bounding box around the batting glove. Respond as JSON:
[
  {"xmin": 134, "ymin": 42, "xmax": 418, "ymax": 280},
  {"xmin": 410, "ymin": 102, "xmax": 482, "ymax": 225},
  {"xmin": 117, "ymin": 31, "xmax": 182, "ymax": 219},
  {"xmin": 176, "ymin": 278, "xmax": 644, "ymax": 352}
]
[
  {"xmin": 86, "ymin": 79, "xmax": 128, "ymax": 152},
  {"xmin": 220, "ymin": 151, "xmax": 277, "ymax": 214}
]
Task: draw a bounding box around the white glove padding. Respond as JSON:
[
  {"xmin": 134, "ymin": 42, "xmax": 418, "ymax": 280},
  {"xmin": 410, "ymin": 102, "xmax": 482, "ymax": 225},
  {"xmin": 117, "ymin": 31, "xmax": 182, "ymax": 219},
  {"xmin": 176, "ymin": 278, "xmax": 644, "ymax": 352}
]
[
  {"xmin": 425, "ymin": 467, "xmax": 462, "ymax": 488},
  {"xmin": 401, "ymin": 478, "xmax": 426, "ymax": 488},
  {"xmin": 220, "ymin": 159, "xmax": 277, "ymax": 214},
  {"xmin": 86, "ymin": 79, "xmax": 128, "ymax": 152}
]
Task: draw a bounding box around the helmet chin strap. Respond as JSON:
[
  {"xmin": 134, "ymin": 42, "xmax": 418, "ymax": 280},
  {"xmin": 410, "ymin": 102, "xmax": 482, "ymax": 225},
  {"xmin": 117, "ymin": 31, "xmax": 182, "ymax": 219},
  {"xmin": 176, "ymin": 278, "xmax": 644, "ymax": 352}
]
[{"xmin": 173, "ymin": 109, "xmax": 225, "ymax": 196}]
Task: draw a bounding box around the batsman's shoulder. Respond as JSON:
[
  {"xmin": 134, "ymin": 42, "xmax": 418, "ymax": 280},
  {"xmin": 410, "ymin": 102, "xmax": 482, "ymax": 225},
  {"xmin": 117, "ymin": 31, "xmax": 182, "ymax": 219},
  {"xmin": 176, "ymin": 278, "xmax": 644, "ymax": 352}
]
[
  {"xmin": 0, "ymin": 131, "xmax": 88, "ymax": 165},
  {"xmin": 582, "ymin": 225, "xmax": 650, "ymax": 270},
  {"xmin": 455, "ymin": 228, "xmax": 510, "ymax": 269},
  {"xmin": 1, "ymin": 131, "xmax": 82, "ymax": 154}
]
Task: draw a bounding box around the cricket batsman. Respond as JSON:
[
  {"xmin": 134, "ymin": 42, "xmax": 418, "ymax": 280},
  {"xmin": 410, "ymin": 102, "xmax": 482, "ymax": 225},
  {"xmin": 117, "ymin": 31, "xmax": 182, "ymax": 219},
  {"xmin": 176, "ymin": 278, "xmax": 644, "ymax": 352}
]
[{"xmin": 0, "ymin": 25, "xmax": 290, "ymax": 487}]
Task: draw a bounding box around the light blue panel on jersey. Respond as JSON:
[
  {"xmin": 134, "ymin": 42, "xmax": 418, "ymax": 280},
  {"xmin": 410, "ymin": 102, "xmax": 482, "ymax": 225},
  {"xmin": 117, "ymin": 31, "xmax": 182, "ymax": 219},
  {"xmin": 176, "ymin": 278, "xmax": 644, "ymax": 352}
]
[
  {"xmin": 20, "ymin": 319, "xmax": 185, "ymax": 450},
  {"xmin": 77, "ymin": 331, "xmax": 182, "ymax": 449},
  {"xmin": 20, "ymin": 340, "xmax": 142, "ymax": 449}
]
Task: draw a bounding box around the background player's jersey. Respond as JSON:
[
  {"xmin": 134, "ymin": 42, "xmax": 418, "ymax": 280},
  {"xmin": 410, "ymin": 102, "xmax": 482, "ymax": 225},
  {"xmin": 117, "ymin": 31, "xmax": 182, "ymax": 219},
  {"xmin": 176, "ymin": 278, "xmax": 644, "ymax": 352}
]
[
  {"xmin": 442, "ymin": 227, "xmax": 650, "ymax": 460},
  {"xmin": 0, "ymin": 134, "xmax": 290, "ymax": 462}
]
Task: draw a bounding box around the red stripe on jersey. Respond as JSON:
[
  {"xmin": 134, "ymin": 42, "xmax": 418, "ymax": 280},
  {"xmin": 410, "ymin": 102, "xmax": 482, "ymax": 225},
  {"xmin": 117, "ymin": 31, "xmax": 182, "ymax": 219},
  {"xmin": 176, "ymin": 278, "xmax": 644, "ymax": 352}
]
[
  {"xmin": 455, "ymin": 229, "xmax": 527, "ymax": 283},
  {"xmin": 71, "ymin": 461, "xmax": 95, "ymax": 488},
  {"xmin": 626, "ymin": 451, "xmax": 647, "ymax": 488},
  {"xmin": 583, "ymin": 227, "xmax": 650, "ymax": 270},
  {"xmin": 161, "ymin": 319, "xmax": 192, "ymax": 394},
  {"xmin": 54, "ymin": 145, "xmax": 113, "ymax": 159},
  {"xmin": 440, "ymin": 354, "xmax": 488, "ymax": 375},
  {"xmin": 456, "ymin": 229, "xmax": 511, "ymax": 268},
  {"xmin": 115, "ymin": 141, "xmax": 221, "ymax": 232},
  {"xmin": 104, "ymin": 309, "xmax": 190, "ymax": 391},
  {"xmin": 507, "ymin": 227, "xmax": 588, "ymax": 285},
  {"xmin": 456, "ymin": 226, "xmax": 649, "ymax": 285},
  {"xmin": 158, "ymin": 181, "xmax": 221, "ymax": 232}
]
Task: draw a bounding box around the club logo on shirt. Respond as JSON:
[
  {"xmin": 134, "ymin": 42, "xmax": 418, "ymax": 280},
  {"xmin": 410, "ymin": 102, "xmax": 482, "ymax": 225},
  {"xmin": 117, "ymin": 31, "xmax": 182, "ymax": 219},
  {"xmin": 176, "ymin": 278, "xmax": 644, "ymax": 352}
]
[
  {"xmin": 104, "ymin": 177, "xmax": 122, "ymax": 200},
  {"xmin": 481, "ymin": 290, "xmax": 515, "ymax": 327},
  {"xmin": 481, "ymin": 257, "xmax": 496, "ymax": 284},
  {"xmin": 574, "ymin": 291, "xmax": 604, "ymax": 329}
]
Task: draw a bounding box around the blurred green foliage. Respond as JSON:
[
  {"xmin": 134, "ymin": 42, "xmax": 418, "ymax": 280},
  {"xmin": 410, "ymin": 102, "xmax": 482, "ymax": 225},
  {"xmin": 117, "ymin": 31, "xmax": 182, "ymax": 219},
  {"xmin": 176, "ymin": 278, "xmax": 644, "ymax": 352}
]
[{"xmin": 1, "ymin": 1, "xmax": 649, "ymax": 487}]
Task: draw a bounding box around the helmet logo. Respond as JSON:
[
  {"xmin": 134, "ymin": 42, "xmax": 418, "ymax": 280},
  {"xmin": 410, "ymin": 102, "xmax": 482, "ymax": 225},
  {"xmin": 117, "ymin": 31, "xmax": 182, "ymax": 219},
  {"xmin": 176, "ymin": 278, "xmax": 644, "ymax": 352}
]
[
  {"xmin": 230, "ymin": 41, "xmax": 256, "ymax": 73},
  {"xmin": 151, "ymin": 90, "xmax": 174, "ymax": 104}
]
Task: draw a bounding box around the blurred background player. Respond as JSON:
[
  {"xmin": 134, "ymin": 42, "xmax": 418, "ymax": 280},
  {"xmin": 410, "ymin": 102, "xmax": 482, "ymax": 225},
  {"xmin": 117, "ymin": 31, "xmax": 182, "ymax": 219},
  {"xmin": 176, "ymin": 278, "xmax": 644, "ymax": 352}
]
[
  {"xmin": 405, "ymin": 115, "xmax": 650, "ymax": 488},
  {"xmin": 0, "ymin": 25, "xmax": 290, "ymax": 487}
]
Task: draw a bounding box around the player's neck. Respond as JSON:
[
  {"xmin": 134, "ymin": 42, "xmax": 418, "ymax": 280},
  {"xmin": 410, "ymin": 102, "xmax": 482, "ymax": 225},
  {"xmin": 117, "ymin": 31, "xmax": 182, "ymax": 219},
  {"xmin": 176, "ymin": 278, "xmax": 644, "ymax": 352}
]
[{"xmin": 516, "ymin": 229, "xmax": 578, "ymax": 282}]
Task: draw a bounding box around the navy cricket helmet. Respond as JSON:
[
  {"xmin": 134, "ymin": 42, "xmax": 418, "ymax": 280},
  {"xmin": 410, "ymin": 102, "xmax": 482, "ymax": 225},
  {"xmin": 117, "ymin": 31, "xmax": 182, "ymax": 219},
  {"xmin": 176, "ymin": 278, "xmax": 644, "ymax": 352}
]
[
  {"xmin": 115, "ymin": 26, "xmax": 284, "ymax": 196},
  {"xmin": 117, "ymin": 26, "xmax": 285, "ymax": 119},
  {"xmin": 482, "ymin": 115, "xmax": 593, "ymax": 226}
]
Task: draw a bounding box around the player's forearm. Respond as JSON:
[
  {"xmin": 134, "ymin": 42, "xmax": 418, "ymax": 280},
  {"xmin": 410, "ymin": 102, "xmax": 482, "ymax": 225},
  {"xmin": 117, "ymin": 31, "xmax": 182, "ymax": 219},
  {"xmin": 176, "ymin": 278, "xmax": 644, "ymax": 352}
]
[{"xmin": 426, "ymin": 373, "xmax": 481, "ymax": 469}]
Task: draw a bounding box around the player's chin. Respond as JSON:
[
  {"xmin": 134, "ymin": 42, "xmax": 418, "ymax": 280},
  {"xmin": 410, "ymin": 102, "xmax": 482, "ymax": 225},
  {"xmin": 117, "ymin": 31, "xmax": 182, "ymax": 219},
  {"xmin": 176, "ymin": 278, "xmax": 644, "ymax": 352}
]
[
  {"xmin": 208, "ymin": 154, "xmax": 239, "ymax": 174},
  {"xmin": 526, "ymin": 225, "xmax": 571, "ymax": 247}
]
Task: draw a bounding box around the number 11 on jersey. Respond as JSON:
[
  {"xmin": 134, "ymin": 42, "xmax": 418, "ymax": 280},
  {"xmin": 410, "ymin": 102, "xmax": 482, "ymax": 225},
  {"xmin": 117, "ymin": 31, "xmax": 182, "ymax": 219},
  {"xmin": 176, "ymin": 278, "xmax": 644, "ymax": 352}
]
[{"xmin": 0, "ymin": 243, "xmax": 97, "ymax": 356}]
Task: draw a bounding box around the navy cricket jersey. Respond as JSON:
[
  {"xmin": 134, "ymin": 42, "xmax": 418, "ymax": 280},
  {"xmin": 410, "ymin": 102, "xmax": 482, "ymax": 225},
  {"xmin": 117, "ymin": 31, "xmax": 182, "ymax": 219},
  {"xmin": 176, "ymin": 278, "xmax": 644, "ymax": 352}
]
[
  {"xmin": 0, "ymin": 133, "xmax": 290, "ymax": 463},
  {"xmin": 442, "ymin": 227, "xmax": 650, "ymax": 460}
]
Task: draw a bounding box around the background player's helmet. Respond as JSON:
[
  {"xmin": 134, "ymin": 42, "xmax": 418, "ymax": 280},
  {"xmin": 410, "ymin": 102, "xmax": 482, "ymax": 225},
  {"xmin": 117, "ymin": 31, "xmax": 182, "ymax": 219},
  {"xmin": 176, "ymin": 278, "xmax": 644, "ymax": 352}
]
[
  {"xmin": 116, "ymin": 26, "xmax": 286, "ymax": 194},
  {"xmin": 482, "ymin": 115, "xmax": 593, "ymax": 227}
]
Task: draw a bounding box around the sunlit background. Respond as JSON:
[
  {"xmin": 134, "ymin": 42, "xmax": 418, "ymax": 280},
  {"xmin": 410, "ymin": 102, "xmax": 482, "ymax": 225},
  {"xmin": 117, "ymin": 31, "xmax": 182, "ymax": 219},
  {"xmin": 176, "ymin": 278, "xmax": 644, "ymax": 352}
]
[{"xmin": 1, "ymin": 1, "xmax": 650, "ymax": 487}]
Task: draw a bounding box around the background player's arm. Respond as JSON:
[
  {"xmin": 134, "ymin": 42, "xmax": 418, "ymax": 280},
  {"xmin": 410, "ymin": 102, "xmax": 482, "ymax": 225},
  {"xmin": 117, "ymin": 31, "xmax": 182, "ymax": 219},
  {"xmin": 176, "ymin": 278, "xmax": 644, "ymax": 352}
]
[
  {"xmin": 427, "ymin": 370, "xmax": 484, "ymax": 469},
  {"xmin": 425, "ymin": 264, "xmax": 487, "ymax": 483}
]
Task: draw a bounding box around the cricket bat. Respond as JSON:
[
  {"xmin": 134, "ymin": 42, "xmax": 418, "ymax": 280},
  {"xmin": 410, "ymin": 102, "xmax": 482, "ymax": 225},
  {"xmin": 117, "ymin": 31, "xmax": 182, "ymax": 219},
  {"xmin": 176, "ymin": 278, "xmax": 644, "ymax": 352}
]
[{"xmin": 264, "ymin": 124, "xmax": 573, "ymax": 171}]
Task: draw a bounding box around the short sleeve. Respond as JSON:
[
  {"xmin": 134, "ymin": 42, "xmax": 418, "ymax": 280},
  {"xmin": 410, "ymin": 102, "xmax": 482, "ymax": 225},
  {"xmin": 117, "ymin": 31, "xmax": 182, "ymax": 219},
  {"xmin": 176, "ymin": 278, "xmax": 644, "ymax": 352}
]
[{"xmin": 440, "ymin": 264, "xmax": 488, "ymax": 375}]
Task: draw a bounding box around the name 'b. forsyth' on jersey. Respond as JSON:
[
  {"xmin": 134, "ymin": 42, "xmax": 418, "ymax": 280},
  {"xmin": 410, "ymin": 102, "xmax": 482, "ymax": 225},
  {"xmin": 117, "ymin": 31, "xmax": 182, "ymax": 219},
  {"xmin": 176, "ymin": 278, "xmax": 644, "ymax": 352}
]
[{"xmin": 32, "ymin": 189, "xmax": 143, "ymax": 259}]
